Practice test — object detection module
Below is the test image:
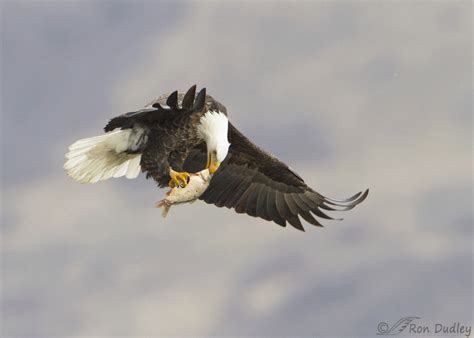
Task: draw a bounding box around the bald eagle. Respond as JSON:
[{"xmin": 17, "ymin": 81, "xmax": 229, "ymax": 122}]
[{"xmin": 65, "ymin": 85, "xmax": 368, "ymax": 231}]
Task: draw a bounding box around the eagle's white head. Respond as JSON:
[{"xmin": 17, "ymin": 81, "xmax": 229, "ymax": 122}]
[{"xmin": 197, "ymin": 110, "xmax": 230, "ymax": 173}]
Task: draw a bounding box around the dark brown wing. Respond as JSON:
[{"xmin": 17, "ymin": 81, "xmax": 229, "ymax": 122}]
[
  {"xmin": 103, "ymin": 85, "xmax": 207, "ymax": 132},
  {"xmin": 199, "ymin": 123, "xmax": 369, "ymax": 231}
]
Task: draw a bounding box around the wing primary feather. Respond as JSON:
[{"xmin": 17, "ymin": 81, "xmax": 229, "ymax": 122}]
[
  {"xmin": 291, "ymin": 194, "xmax": 312, "ymax": 212},
  {"xmin": 181, "ymin": 85, "xmax": 196, "ymax": 109},
  {"xmin": 320, "ymin": 202, "xmax": 355, "ymax": 211},
  {"xmin": 255, "ymin": 187, "xmax": 271, "ymax": 221},
  {"xmin": 286, "ymin": 213, "xmax": 305, "ymax": 231},
  {"xmin": 234, "ymin": 184, "xmax": 255, "ymax": 214},
  {"xmin": 166, "ymin": 90, "xmax": 179, "ymax": 108},
  {"xmin": 278, "ymin": 194, "xmax": 304, "ymax": 230},
  {"xmin": 299, "ymin": 194, "xmax": 324, "ymax": 211},
  {"xmin": 224, "ymin": 174, "xmax": 252, "ymax": 208},
  {"xmin": 266, "ymin": 190, "xmax": 286, "ymax": 227},
  {"xmin": 324, "ymin": 199, "xmax": 359, "ymax": 207},
  {"xmin": 256, "ymin": 185, "xmax": 271, "ymax": 221},
  {"xmin": 298, "ymin": 194, "xmax": 344, "ymax": 221},
  {"xmin": 200, "ymin": 170, "xmax": 229, "ymax": 204},
  {"xmin": 200, "ymin": 182, "xmax": 217, "ymax": 202},
  {"xmin": 311, "ymin": 207, "xmax": 342, "ymax": 221},
  {"xmin": 245, "ymin": 184, "xmax": 261, "ymax": 217},
  {"xmin": 303, "ymin": 191, "xmax": 325, "ymax": 206},
  {"xmin": 213, "ymin": 172, "xmax": 241, "ymax": 207},
  {"xmin": 275, "ymin": 192, "xmax": 292, "ymax": 223},
  {"xmin": 323, "ymin": 189, "xmax": 369, "ymax": 208},
  {"xmin": 207, "ymin": 170, "xmax": 237, "ymax": 205},
  {"xmin": 283, "ymin": 193, "xmax": 299, "ymax": 215},
  {"xmin": 215, "ymin": 173, "xmax": 245, "ymax": 207},
  {"xmin": 194, "ymin": 88, "xmax": 207, "ymax": 111},
  {"xmin": 352, "ymin": 188, "xmax": 369, "ymax": 205},
  {"xmin": 295, "ymin": 194, "xmax": 348, "ymax": 211},
  {"xmin": 319, "ymin": 202, "xmax": 341, "ymax": 211},
  {"xmin": 324, "ymin": 191, "xmax": 363, "ymax": 203},
  {"xmin": 299, "ymin": 210, "xmax": 324, "ymax": 227}
]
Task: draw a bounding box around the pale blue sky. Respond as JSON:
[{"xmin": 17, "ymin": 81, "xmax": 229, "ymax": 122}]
[{"xmin": 1, "ymin": 1, "xmax": 472, "ymax": 336}]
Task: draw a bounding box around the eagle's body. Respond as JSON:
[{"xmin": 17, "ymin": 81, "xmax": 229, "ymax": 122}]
[
  {"xmin": 65, "ymin": 86, "xmax": 368, "ymax": 231},
  {"xmin": 99, "ymin": 88, "xmax": 229, "ymax": 187}
]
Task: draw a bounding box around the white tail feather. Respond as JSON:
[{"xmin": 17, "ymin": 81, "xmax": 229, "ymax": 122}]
[{"xmin": 64, "ymin": 129, "xmax": 142, "ymax": 184}]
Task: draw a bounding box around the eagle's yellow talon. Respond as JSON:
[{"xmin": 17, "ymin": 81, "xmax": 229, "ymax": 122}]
[
  {"xmin": 168, "ymin": 176, "xmax": 180, "ymax": 188},
  {"xmin": 169, "ymin": 170, "xmax": 191, "ymax": 188}
]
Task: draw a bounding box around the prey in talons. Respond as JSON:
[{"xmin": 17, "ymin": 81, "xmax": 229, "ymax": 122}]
[{"xmin": 157, "ymin": 168, "xmax": 212, "ymax": 217}]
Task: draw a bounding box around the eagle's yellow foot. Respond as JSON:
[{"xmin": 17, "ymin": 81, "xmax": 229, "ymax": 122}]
[{"xmin": 169, "ymin": 169, "xmax": 191, "ymax": 188}]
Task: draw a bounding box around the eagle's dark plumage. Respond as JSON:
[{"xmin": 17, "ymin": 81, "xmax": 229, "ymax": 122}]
[
  {"xmin": 102, "ymin": 86, "xmax": 227, "ymax": 187},
  {"xmin": 65, "ymin": 85, "xmax": 368, "ymax": 231},
  {"xmin": 199, "ymin": 124, "xmax": 368, "ymax": 230}
]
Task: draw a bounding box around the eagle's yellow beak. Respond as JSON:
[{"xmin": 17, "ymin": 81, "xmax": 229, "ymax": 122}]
[
  {"xmin": 209, "ymin": 161, "xmax": 220, "ymax": 174},
  {"xmin": 207, "ymin": 151, "xmax": 220, "ymax": 174}
]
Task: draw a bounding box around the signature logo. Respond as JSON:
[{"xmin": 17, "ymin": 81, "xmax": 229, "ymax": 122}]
[
  {"xmin": 377, "ymin": 317, "xmax": 421, "ymax": 335},
  {"xmin": 377, "ymin": 317, "xmax": 471, "ymax": 337}
]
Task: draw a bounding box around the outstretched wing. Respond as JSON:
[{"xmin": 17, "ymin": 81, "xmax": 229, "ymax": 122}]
[{"xmin": 199, "ymin": 123, "xmax": 368, "ymax": 231}]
